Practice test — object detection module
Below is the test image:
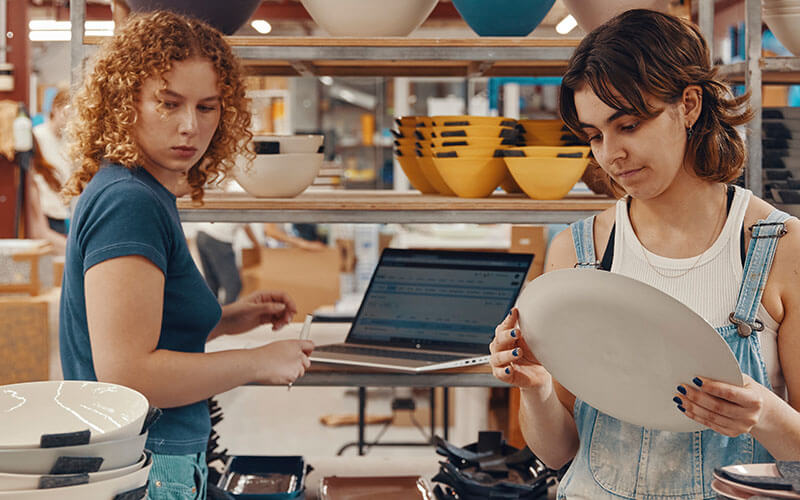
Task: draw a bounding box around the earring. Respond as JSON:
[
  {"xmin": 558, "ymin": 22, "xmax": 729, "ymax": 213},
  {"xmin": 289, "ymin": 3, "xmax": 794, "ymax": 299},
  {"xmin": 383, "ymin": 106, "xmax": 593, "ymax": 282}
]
[{"xmin": 686, "ymin": 125, "xmax": 694, "ymax": 139}]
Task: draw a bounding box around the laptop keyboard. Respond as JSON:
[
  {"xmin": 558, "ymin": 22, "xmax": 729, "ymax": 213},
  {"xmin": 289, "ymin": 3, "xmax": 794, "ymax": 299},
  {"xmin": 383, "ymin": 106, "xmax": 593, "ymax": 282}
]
[{"xmin": 315, "ymin": 344, "xmax": 464, "ymax": 363}]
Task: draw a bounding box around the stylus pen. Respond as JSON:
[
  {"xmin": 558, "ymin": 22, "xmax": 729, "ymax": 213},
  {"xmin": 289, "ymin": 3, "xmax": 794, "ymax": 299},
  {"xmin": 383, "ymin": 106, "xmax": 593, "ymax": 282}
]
[{"xmin": 288, "ymin": 314, "xmax": 313, "ymax": 391}]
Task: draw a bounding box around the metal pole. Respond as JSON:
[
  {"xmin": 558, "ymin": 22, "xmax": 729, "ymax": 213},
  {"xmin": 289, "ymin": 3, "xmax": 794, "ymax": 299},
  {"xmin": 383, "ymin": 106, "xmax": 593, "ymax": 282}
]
[
  {"xmin": 392, "ymin": 77, "xmax": 410, "ymax": 191},
  {"xmin": 744, "ymin": 0, "xmax": 762, "ymax": 198},
  {"xmin": 697, "ymin": 0, "xmax": 715, "ymax": 63},
  {"xmin": 70, "ymin": 0, "xmax": 86, "ymax": 91},
  {"xmin": 0, "ymin": 0, "xmax": 7, "ymax": 64}
]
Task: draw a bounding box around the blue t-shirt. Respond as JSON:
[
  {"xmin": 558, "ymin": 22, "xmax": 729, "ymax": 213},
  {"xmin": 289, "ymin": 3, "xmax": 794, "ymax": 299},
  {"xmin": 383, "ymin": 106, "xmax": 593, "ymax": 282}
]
[{"xmin": 59, "ymin": 164, "xmax": 222, "ymax": 455}]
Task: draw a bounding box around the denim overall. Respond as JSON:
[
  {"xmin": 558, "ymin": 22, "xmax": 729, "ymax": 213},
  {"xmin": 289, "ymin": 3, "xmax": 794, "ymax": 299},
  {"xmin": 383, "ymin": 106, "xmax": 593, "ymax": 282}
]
[{"xmin": 556, "ymin": 209, "xmax": 790, "ymax": 500}]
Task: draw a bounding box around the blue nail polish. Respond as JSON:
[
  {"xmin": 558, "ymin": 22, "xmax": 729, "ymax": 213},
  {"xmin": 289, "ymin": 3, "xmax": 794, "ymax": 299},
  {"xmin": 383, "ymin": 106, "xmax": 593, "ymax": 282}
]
[
  {"xmin": 677, "ymin": 385, "xmax": 687, "ymax": 395},
  {"xmin": 505, "ymin": 367, "xmax": 510, "ymax": 374},
  {"xmin": 512, "ymin": 348, "xmax": 519, "ymax": 357},
  {"xmin": 677, "ymin": 405, "xmax": 686, "ymax": 412},
  {"xmin": 510, "ymin": 329, "xmax": 517, "ymax": 338},
  {"xmin": 693, "ymin": 377, "xmax": 703, "ymax": 387},
  {"xmin": 673, "ymin": 396, "xmax": 682, "ymax": 405}
]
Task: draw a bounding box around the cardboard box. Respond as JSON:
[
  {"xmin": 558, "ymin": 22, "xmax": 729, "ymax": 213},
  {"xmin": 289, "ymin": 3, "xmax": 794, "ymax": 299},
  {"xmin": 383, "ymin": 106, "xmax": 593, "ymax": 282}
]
[
  {"xmin": 240, "ymin": 246, "xmax": 340, "ymax": 320},
  {"xmin": 509, "ymin": 225, "xmax": 548, "ymax": 280},
  {"xmin": 0, "ymin": 295, "xmax": 49, "ymax": 384}
]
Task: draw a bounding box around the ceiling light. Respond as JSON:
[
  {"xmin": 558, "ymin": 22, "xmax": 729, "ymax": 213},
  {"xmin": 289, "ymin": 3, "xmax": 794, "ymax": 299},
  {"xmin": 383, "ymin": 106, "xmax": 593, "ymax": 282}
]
[
  {"xmin": 29, "ymin": 20, "xmax": 115, "ymax": 31},
  {"xmin": 250, "ymin": 19, "xmax": 272, "ymax": 34},
  {"xmin": 28, "ymin": 31, "xmax": 71, "ymax": 41},
  {"xmin": 555, "ymin": 15, "xmax": 577, "ymax": 35}
]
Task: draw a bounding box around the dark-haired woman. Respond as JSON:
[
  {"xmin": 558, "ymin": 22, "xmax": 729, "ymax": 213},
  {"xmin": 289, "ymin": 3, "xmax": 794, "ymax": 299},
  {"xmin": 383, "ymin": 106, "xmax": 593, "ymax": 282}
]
[{"xmin": 490, "ymin": 9, "xmax": 800, "ymax": 499}]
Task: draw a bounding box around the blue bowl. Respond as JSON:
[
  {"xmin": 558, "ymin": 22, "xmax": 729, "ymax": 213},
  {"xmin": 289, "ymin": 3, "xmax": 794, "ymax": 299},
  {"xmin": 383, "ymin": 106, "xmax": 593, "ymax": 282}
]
[{"xmin": 452, "ymin": 0, "xmax": 556, "ymax": 37}]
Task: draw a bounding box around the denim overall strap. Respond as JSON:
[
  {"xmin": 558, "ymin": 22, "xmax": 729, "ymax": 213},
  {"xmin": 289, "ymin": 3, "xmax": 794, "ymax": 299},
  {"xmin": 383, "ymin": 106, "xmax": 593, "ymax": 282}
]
[
  {"xmin": 570, "ymin": 216, "xmax": 600, "ymax": 269},
  {"xmin": 729, "ymin": 210, "xmax": 791, "ymax": 337}
]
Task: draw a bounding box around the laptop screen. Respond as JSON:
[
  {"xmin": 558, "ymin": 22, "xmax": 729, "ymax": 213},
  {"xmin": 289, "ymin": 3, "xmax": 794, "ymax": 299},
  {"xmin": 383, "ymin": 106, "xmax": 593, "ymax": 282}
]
[{"xmin": 347, "ymin": 249, "xmax": 533, "ymax": 354}]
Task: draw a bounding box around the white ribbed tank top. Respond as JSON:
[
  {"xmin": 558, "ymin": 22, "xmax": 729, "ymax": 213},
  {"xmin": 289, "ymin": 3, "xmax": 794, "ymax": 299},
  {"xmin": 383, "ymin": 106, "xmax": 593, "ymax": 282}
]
[{"xmin": 612, "ymin": 185, "xmax": 785, "ymax": 397}]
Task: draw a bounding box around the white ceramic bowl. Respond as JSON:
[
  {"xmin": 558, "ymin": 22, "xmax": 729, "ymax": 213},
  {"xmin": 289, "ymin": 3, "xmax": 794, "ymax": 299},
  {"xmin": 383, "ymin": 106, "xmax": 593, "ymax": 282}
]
[
  {"xmin": 300, "ymin": 0, "xmax": 439, "ymax": 36},
  {"xmin": 0, "ymin": 431, "xmax": 147, "ymax": 475},
  {"xmin": 763, "ymin": 12, "xmax": 800, "ymax": 56},
  {"xmin": 0, "ymin": 452, "xmax": 152, "ymax": 499},
  {"xmin": 0, "ymin": 381, "xmax": 148, "ymax": 449},
  {"xmin": 0, "ymin": 453, "xmax": 147, "ymax": 491},
  {"xmin": 561, "ymin": 0, "xmax": 670, "ymax": 32},
  {"xmin": 253, "ymin": 134, "xmax": 324, "ymax": 154},
  {"xmin": 234, "ymin": 153, "xmax": 323, "ymax": 198}
]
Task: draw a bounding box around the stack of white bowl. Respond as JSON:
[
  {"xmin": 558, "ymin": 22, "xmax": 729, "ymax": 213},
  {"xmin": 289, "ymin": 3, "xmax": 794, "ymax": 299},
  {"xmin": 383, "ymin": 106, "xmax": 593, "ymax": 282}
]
[
  {"xmin": 763, "ymin": 0, "xmax": 800, "ymax": 56},
  {"xmin": 0, "ymin": 381, "xmax": 154, "ymax": 499},
  {"xmin": 234, "ymin": 134, "xmax": 325, "ymax": 198}
]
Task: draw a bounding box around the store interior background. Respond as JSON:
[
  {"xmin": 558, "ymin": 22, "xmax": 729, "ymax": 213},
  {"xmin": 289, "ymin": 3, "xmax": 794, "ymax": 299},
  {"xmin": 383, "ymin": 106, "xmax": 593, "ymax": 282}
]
[{"xmin": 2, "ymin": 0, "xmax": 800, "ymax": 486}]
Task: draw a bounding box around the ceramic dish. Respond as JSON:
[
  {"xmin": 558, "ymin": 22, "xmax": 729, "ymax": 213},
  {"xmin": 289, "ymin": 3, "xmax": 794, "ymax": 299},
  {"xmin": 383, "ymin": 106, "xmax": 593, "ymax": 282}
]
[
  {"xmin": 713, "ymin": 464, "xmax": 800, "ymax": 499},
  {"xmin": 711, "ymin": 478, "xmax": 751, "ymax": 500},
  {"xmin": 0, "ymin": 452, "xmax": 152, "ymax": 499},
  {"xmin": 0, "ymin": 453, "xmax": 147, "ymax": 491},
  {"xmin": 516, "ymin": 268, "xmax": 743, "ymax": 432},
  {"xmin": 0, "ymin": 381, "xmax": 148, "ymax": 449},
  {"xmin": 0, "ymin": 431, "xmax": 147, "ymax": 475},
  {"xmin": 319, "ymin": 475, "xmax": 434, "ymax": 500}
]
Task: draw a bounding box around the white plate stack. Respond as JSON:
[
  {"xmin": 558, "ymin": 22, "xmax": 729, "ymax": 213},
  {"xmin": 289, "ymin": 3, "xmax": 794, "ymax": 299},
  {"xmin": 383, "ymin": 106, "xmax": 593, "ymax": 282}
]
[
  {"xmin": 763, "ymin": 0, "xmax": 800, "ymax": 56},
  {"xmin": 0, "ymin": 381, "xmax": 155, "ymax": 499},
  {"xmin": 233, "ymin": 135, "xmax": 325, "ymax": 198}
]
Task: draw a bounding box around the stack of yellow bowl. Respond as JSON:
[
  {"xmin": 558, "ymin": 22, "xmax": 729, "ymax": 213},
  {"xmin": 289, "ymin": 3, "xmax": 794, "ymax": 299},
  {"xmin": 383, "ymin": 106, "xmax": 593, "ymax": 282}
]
[
  {"xmin": 392, "ymin": 116, "xmax": 437, "ymax": 193},
  {"xmin": 424, "ymin": 116, "xmax": 519, "ymax": 198},
  {"xmin": 503, "ymin": 146, "xmax": 591, "ymax": 200},
  {"xmin": 517, "ymin": 119, "xmax": 579, "ymax": 146}
]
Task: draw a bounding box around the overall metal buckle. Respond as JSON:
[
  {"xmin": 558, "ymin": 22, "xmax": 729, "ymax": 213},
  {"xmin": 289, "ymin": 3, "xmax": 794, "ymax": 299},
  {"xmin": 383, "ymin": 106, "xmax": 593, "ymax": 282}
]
[
  {"xmin": 748, "ymin": 221, "xmax": 788, "ymax": 239},
  {"xmin": 574, "ymin": 261, "xmax": 600, "ymax": 269},
  {"xmin": 728, "ymin": 312, "xmax": 764, "ymax": 338}
]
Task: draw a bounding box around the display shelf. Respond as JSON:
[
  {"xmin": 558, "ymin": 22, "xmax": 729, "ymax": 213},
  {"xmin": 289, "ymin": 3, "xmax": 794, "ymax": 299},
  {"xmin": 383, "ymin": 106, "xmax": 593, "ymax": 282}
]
[
  {"xmin": 718, "ymin": 57, "xmax": 800, "ymax": 84},
  {"xmin": 83, "ymin": 35, "xmax": 579, "ymax": 78},
  {"xmin": 177, "ymin": 190, "xmax": 616, "ymax": 224}
]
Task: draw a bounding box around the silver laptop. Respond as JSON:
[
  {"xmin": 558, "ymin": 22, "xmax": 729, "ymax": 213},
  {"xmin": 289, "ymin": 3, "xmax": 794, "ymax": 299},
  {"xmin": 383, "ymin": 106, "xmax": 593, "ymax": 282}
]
[{"xmin": 311, "ymin": 248, "xmax": 533, "ymax": 373}]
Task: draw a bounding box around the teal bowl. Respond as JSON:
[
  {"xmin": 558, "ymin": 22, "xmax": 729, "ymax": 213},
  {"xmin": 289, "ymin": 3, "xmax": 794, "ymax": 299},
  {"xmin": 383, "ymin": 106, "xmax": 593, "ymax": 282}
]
[{"xmin": 452, "ymin": 0, "xmax": 556, "ymax": 37}]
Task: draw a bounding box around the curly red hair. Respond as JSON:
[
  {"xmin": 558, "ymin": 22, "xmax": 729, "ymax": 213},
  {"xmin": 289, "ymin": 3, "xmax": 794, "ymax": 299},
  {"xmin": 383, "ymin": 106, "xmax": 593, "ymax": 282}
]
[{"xmin": 64, "ymin": 10, "xmax": 252, "ymax": 202}]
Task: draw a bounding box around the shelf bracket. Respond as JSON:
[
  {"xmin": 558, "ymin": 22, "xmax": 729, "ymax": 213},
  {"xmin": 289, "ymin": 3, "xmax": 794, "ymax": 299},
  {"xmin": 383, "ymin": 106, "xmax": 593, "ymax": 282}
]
[
  {"xmin": 467, "ymin": 61, "xmax": 494, "ymax": 78},
  {"xmin": 289, "ymin": 60, "xmax": 315, "ymax": 77}
]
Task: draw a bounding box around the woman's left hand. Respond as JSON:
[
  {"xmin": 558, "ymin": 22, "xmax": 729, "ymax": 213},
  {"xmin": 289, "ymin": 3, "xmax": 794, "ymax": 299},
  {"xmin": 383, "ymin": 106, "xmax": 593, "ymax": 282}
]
[
  {"xmin": 217, "ymin": 290, "xmax": 298, "ymax": 337},
  {"xmin": 675, "ymin": 374, "xmax": 770, "ymax": 437}
]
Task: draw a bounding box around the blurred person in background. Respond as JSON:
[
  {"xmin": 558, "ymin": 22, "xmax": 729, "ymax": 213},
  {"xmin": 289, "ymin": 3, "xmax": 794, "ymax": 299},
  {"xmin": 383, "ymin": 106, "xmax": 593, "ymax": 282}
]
[{"xmin": 24, "ymin": 89, "xmax": 72, "ymax": 253}]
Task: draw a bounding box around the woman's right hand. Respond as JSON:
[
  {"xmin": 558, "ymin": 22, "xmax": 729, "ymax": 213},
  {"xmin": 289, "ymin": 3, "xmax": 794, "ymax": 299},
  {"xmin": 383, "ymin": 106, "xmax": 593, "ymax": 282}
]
[
  {"xmin": 252, "ymin": 339, "xmax": 314, "ymax": 385},
  {"xmin": 489, "ymin": 308, "xmax": 553, "ymax": 392}
]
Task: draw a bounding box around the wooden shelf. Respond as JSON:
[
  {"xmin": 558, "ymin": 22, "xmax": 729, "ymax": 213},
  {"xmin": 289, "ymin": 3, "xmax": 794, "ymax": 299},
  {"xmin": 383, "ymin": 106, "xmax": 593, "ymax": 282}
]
[
  {"xmin": 85, "ymin": 35, "xmax": 579, "ymax": 78},
  {"xmin": 718, "ymin": 57, "xmax": 800, "ymax": 84},
  {"xmin": 177, "ymin": 190, "xmax": 615, "ymax": 224}
]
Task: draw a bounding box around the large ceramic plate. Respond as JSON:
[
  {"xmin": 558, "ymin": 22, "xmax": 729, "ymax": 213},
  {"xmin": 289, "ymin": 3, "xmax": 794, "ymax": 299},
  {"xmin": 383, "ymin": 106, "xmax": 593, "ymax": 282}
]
[{"xmin": 517, "ymin": 268, "xmax": 743, "ymax": 432}]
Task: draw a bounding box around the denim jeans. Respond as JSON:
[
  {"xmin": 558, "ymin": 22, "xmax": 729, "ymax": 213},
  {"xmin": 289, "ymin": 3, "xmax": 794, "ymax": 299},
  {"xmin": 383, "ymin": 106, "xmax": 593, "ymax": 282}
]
[{"xmin": 148, "ymin": 452, "xmax": 207, "ymax": 500}]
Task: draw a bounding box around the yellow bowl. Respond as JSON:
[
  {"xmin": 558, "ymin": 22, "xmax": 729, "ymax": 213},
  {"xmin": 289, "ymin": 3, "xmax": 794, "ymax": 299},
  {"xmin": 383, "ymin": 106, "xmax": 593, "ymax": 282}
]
[
  {"xmin": 394, "ymin": 145, "xmax": 418, "ymax": 158},
  {"xmin": 429, "ymin": 137, "xmax": 516, "ymax": 149},
  {"xmin": 395, "ymin": 116, "xmax": 420, "ymax": 127},
  {"xmin": 434, "ymin": 148, "xmax": 503, "ymax": 158},
  {"xmin": 505, "ymin": 146, "xmax": 591, "ymax": 158},
  {"xmin": 432, "ymin": 157, "xmax": 509, "ymax": 198},
  {"xmin": 395, "ymin": 154, "xmax": 437, "ymax": 194},
  {"xmin": 517, "ymin": 119, "xmax": 564, "ymax": 132},
  {"xmin": 504, "ymin": 156, "xmax": 590, "ymax": 200},
  {"xmin": 500, "ymin": 176, "xmax": 523, "ymax": 193},
  {"xmin": 394, "ymin": 137, "xmax": 417, "ymax": 148},
  {"xmin": 417, "ymin": 156, "xmax": 456, "ymax": 195},
  {"xmin": 432, "ymin": 116, "xmax": 517, "ymax": 128},
  {"xmin": 432, "ymin": 126, "xmax": 518, "ymax": 139}
]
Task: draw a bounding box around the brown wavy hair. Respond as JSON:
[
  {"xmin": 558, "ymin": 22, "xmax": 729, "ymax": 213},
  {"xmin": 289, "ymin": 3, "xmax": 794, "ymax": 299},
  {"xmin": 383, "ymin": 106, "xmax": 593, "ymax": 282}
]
[
  {"xmin": 63, "ymin": 10, "xmax": 252, "ymax": 202},
  {"xmin": 559, "ymin": 9, "xmax": 752, "ymax": 197}
]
